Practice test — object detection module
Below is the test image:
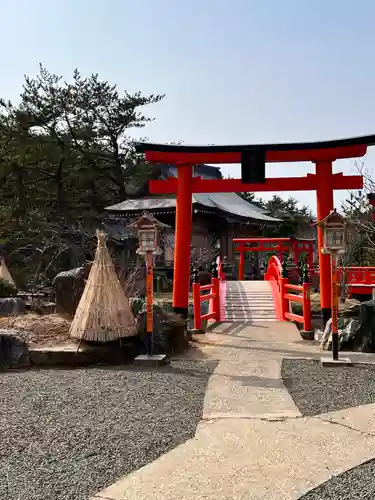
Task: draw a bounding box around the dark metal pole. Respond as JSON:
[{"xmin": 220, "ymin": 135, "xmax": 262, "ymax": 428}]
[{"xmin": 331, "ymin": 253, "xmax": 339, "ymax": 360}]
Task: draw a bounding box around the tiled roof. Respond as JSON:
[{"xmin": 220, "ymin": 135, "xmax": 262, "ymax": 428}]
[
  {"xmin": 105, "ymin": 193, "xmax": 281, "ymax": 223},
  {"xmin": 105, "ymin": 163, "xmax": 281, "ymax": 223}
]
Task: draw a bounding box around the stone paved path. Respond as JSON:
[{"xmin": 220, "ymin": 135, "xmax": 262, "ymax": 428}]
[{"xmin": 92, "ymin": 322, "xmax": 375, "ymax": 500}]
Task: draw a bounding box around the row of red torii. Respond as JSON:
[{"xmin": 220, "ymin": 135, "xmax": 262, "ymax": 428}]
[
  {"xmin": 135, "ymin": 134, "xmax": 375, "ymax": 325},
  {"xmin": 234, "ymin": 237, "xmax": 315, "ymax": 280}
]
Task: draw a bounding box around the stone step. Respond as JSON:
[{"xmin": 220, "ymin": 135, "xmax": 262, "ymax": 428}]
[
  {"xmin": 226, "ymin": 301, "xmax": 275, "ymax": 305},
  {"xmin": 226, "ymin": 306, "xmax": 275, "ymax": 310},
  {"xmin": 225, "ymin": 314, "xmax": 277, "ymax": 318},
  {"xmin": 225, "ymin": 312, "xmax": 277, "ymax": 316},
  {"xmin": 227, "ymin": 282, "xmax": 270, "ymax": 286},
  {"xmin": 225, "ymin": 319, "xmax": 277, "ymax": 323},
  {"xmin": 225, "ymin": 316, "xmax": 277, "ymax": 320},
  {"xmin": 226, "ymin": 293, "xmax": 273, "ymax": 296},
  {"xmin": 227, "ymin": 286, "xmax": 271, "ymax": 289},
  {"xmin": 226, "ymin": 297, "xmax": 274, "ymax": 300},
  {"xmin": 226, "ymin": 305, "xmax": 275, "ymax": 308},
  {"xmin": 226, "ymin": 299, "xmax": 274, "ymax": 302},
  {"xmin": 227, "ymin": 288, "xmax": 271, "ymax": 291},
  {"xmin": 226, "ymin": 311, "xmax": 277, "ymax": 315},
  {"xmin": 227, "ymin": 293, "xmax": 272, "ymax": 296},
  {"xmin": 226, "ymin": 296, "xmax": 273, "ymax": 299},
  {"xmin": 225, "ymin": 319, "xmax": 277, "ymax": 322}
]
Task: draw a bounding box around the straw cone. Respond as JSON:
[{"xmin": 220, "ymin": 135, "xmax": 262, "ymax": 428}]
[
  {"xmin": 69, "ymin": 230, "xmax": 137, "ymax": 342},
  {"xmin": 0, "ymin": 258, "xmax": 16, "ymax": 287}
]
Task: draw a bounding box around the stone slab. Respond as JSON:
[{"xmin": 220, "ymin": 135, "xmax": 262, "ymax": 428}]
[
  {"xmin": 133, "ymin": 354, "xmax": 168, "ymax": 366},
  {"xmin": 30, "ymin": 341, "xmax": 138, "ymax": 366},
  {"xmin": 319, "ymin": 402, "xmax": 375, "ymax": 435},
  {"xmin": 91, "ymin": 417, "xmax": 375, "ymax": 500},
  {"xmin": 320, "ymin": 356, "xmax": 352, "ymax": 367}
]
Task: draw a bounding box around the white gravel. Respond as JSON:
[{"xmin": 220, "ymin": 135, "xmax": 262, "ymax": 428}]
[
  {"xmin": 0, "ymin": 360, "xmax": 216, "ymax": 500},
  {"xmin": 281, "ymin": 359, "xmax": 375, "ymax": 416}
]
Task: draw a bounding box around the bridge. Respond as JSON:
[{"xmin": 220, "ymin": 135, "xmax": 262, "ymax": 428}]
[{"xmin": 192, "ymin": 254, "xmax": 375, "ymax": 336}]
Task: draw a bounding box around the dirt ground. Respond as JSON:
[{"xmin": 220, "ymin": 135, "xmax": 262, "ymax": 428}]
[{"xmin": 0, "ymin": 313, "xmax": 71, "ymax": 347}]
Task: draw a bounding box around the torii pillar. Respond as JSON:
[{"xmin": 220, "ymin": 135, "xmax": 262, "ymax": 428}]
[
  {"xmin": 315, "ymin": 160, "xmax": 335, "ymax": 325},
  {"xmin": 172, "ymin": 165, "xmax": 193, "ymax": 319}
]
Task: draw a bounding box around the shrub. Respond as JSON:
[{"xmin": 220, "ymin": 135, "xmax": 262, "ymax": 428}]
[{"xmin": 129, "ymin": 296, "xmax": 145, "ymax": 318}]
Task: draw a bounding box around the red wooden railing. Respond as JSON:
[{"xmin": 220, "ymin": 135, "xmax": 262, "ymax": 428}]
[
  {"xmin": 192, "ymin": 256, "xmax": 225, "ymax": 331},
  {"xmin": 265, "ymin": 256, "xmax": 312, "ymax": 333},
  {"xmin": 309, "ymin": 266, "xmax": 375, "ymax": 296},
  {"xmin": 283, "ymin": 283, "xmax": 312, "ymax": 332}
]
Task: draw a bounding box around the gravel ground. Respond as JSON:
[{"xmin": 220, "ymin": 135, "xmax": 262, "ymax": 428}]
[
  {"xmin": 0, "ymin": 360, "xmax": 216, "ymax": 500},
  {"xmin": 281, "ymin": 359, "xmax": 375, "ymax": 416},
  {"xmin": 299, "ymin": 457, "xmax": 375, "ymax": 499}
]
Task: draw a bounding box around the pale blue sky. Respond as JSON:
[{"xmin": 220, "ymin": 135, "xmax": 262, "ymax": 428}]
[{"xmin": 1, "ymin": 0, "xmax": 374, "ymax": 212}]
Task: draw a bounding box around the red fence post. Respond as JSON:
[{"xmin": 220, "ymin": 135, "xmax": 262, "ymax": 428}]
[
  {"xmin": 302, "ymin": 282, "xmax": 312, "ymax": 332},
  {"xmin": 193, "ymin": 282, "xmax": 202, "ymax": 331},
  {"xmin": 212, "ymin": 276, "xmax": 220, "ymax": 321},
  {"xmin": 192, "ymin": 269, "xmax": 203, "ymax": 332},
  {"xmin": 211, "ymin": 259, "xmax": 220, "ymax": 322},
  {"xmin": 301, "ymin": 263, "xmax": 314, "ymax": 339},
  {"xmin": 281, "ymin": 277, "xmax": 289, "ymax": 320},
  {"xmin": 238, "ymin": 248, "xmax": 245, "ymax": 281}
]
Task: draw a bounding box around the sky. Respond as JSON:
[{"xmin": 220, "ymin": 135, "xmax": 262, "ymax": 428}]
[{"xmin": 1, "ymin": 0, "xmax": 374, "ymax": 213}]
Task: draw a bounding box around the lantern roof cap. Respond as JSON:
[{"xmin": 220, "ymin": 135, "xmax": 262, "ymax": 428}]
[
  {"xmin": 126, "ymin": 211, "xmax": 170, "ymax": 231},
  {"xmin": 315, "ymin": 209, "xmax": 347, "ymax": 227}
]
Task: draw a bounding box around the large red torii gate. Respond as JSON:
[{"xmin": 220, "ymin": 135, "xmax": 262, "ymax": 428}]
[{"xmin": 135, "ymin": 135, "xmax": 374, "ymax": 325}]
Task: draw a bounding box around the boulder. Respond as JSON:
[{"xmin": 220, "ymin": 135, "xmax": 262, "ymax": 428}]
[
  {"xmin": 0, "ymin": 329, "xmax": 30, "ymax": 369},
  {"xmin": 350, "ymin": 300, "xmax": 375, "ymax": 352},
  {"xmin": 0, "ymin": 297, "xmax": 26, "ymax": 317},
  {"xmin": 53, "ymin": 262, "xmax": 92, "ymax": 316},
  {"xmin": 137, "ymin": 305, "xmax": 188, "ymax": 355}
]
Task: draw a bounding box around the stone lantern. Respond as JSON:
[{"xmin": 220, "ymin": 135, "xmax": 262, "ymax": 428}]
[
  {"xmin": 317, "ymin": 209, "xmax": 347, "ymax": 255},
  {"xmin": 126, "ymin": 213, "xmax": 169, "ymax": 365},
  {"xmin": 316, "ymin": 209, "xmax": 351, "ymax": 365},
  {"xmin": 127, "ymin": 212, "xmax": 168, "ymax": 256}
]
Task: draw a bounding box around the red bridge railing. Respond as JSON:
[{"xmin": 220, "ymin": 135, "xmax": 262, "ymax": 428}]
[
  {"xmin": 265, "ymin": 256, "xmax": 312, "ymax": 334},
  {"xmin": 309, "ymin": 266, "xmax": 375, "ymax": 296},
  {"xmin": 192, "ymin": 257, "xmax": 224, "ymax": 331}
]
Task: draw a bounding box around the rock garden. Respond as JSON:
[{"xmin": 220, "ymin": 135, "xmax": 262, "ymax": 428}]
[{"xmin": 0, "ymin": 231, "xmax": 210, "ymax": 370}]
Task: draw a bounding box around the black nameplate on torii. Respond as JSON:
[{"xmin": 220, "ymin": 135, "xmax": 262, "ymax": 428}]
[{"xmin": 241, "ymin": 147, "xmax": 266, "ymax": 184}]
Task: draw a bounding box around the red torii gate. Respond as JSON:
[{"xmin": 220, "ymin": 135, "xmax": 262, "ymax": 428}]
[
  {"xmin": 135, "ymin": 135, "xmax": 372, "ymax": 324},
  {"xmin": 233, "ymin": 237, "xmax": 315, "ymax": 280}
]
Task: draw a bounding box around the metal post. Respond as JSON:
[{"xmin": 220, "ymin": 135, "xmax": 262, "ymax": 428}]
[{"xmin": 331, "ymin": 253, "xmax": 339, "ymax": 360}]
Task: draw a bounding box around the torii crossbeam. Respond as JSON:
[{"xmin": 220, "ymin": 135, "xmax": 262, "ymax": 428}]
[{"xmin": 135, "ymin": 135, "xmax": 374, "ymax": 324}]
